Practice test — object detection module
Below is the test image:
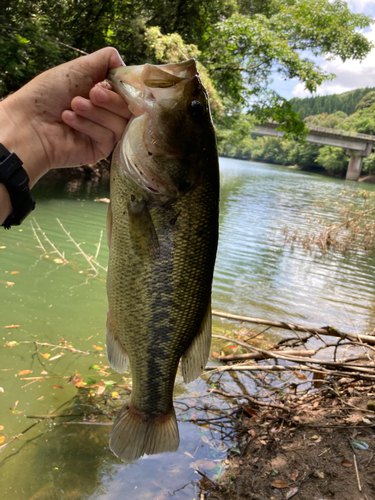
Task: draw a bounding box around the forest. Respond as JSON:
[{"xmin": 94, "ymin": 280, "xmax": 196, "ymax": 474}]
[{"xmin": 0, "ymin": 0, "xmax": 373, "ymax": 139}]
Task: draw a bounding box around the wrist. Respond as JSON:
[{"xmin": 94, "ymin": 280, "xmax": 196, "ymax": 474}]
[{"xmin": 0, "ymin": 93, "xmax": 50, "ymax": 187}]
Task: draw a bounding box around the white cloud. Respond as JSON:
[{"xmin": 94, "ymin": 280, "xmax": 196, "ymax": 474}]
[{"xmin": 292, "ymin": 25, "xmax": 375, "ymax": 98}]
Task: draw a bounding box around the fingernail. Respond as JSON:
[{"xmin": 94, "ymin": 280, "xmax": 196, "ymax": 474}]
[{"xmin": 95, "ymin": 87, "xmax": 108, "ymax": 103}]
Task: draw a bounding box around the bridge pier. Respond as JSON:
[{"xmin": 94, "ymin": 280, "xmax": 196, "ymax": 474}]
[{"xmin": 345, "ymin": 150, "xmax": 364, "ymax": 181}]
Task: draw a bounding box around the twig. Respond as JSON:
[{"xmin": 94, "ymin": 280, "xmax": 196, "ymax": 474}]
[
  {"xmin": 56, "ymin": 218, "xmax": 98, "ymax": 276},
  {"xmin": 208, "ymin": 389, "xmax": 287, "ymax": 411},
  {"xmin": 353, "ymin": 453, "xmax": 362, "ymax": 492},
  {"xmin": 32, "ymin": 218, "xmax": 67, "ymax": 262}
]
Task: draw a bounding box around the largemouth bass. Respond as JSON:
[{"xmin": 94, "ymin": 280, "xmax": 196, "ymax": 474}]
[{"xmin": 106, "ymin": 59, "xmax": 219, "ymax": 463}]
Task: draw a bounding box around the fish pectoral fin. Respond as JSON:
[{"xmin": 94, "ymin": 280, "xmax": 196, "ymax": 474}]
[
  {"xmin": 110, "ymin": 403, "xmax": 179, "ymax": 463},
  {"xmin": 106, "ymin": 311, "xmax": 130, "ymax": 373},
  {"xmin": 181, "ymin": 301, "xmax": 212, "ymax": 383},
  {"xmin": 106, "ymin": 202, "xmax": 113, "ymax": 249},
  {"xmin": 128, "ymin": 199, "xmax": 160, "ymax": 258}
]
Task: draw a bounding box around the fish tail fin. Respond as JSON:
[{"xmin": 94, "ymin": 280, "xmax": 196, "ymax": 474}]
[{"xmin": 110, "ymin": 403, "xmax": 179, "ymax": 463}]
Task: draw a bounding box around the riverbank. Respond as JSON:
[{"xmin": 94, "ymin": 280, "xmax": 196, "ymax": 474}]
[{"xmin": 200, "ymin": 376, "xmax": 375, "ymax": 500}]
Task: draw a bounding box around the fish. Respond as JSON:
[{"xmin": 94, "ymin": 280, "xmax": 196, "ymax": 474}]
[{"xmin": 106, "ymin": 59, "xmax": 219, "ymax": 463}]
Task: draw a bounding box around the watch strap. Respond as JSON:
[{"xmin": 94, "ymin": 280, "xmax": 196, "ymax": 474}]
[{"xmin": 0, "ymin": 144, "xmax": 36, "ymax": 229}]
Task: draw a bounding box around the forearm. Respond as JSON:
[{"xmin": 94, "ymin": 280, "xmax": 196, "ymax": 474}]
[{"xmin": 0, "ymin": 97, "xmax": 48, "ymax": 225}]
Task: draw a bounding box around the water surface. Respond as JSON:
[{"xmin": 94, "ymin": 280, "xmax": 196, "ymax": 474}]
[{"xmin": 1, "ymin": 158, "xmax": 375, "ymax": 499}]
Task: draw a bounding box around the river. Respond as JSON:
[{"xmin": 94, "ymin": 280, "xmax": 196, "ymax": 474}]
[{"xmin": 1, "ymin": 157, "xmax": 375, "ymax": 499}]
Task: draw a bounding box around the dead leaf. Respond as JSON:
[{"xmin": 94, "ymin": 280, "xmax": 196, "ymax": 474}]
[
  {"xmin": 0, "ymin": 425, "xmax": 4, "ymax": 431},
  {"xmin": 10, "ymin": 271, "xmax": 19, "ymax": 275},
  {"xmin": 49, "ymin": 354, "xmax": 64, "ymax": 361},
  {"xmin": 18, "ymin": 370, "xmax": 32, "ymax": 376},
  {"xmin": 272, "ymin": 480, "xmax": 288, "ymax": 489},
  {"xmin": 111, "ymin": 391, "xmax": 120, "ymax": 399},
  {"xmin": 286, "ymin": 487, "xmax": 299, "ymax": 499},
  {"xmin": 0, "ymin": 436, "xmax": 5, "ymax": 444},
  {"xmin": 341, "ymin": 459, "xmax": 352, "ymax": 467},
  {"xmin": 96, "ymin": 385, "xmax": 106, "ymax": 395},
  {"xmin": 313, "ymin": 371, "xmax": 326, "ymax": 388},
  {"xmin": 293, "ymin": 371, "xmax": 307, "ymax": 381},
  {"xmin": 184, "ymin": 451, "xmax": 194, "ymax": 459},
  {"xmin": 73, "ymin": 380, "xmax": 86, "ymax": 388},
  {"xmin": 93, "ymin": 345, "xmax": 103, "ymax": 350},
  {"xmin": 290, "ymin": 470, "xmax": 299, "ymax": 481},
  {"xmin": 52, "ymin": 385, "xmax": 64, "ymax": 389},
  {"xmin": 40, "ymin": 353, "xmax": 50, "ymax": 359},
  {"xmin": 4, "ymin": 325, "xmax": 20, "ymax": 329},
  {"xmin": 243, "ymin": 405, "xmax": 258, "ymax": 417}
]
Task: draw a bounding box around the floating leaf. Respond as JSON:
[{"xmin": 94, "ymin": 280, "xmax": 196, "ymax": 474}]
[
  {"xmin": 11, "ymin": 410, "xmax": 24, "ymax": 414},
  {"xmin": 49, "ymin": 354, "xmax": 63, "ymax": 361},
  {"xmin": 96, "ymin": 385, "xmax": 106, "ymax": 395},
  {"xmin": 341, "ymin": 459, "xmax": 352, "ymax": 467},
  {"xmin": 4, "ymin": 325, "xmax": 19, "ymax": 329},
  {"xmin": 40, "ymin": 353, "xmax": 50, "ymax": 359},
  {"xmin": 272, "ymin": 480, "xmax": 288, "ymax": 489},
  {"xmin": 93, "ymin": 345, "xmax": 103, "ymax": 350},
  {"xmin": 53, "ymin": 258, "xmax": 64, "ymax": 264},
  {"xmin": 0, "ymin": 426, "xmax": 4, "ymax": 430},
  {"xmin": 103, "ymin": 380, "xmax": 116, "ymax": 386},
  {"xmin": 0, "ymin": 246, "xmax": 6, "ymax": 249},
  {"xmin": 90, "ymin": 365, "xmax": 101, "ymax": 370},
  {"xmin": 352, "ymin": 440, "xmax": 369, "ymax": 450},
  {"xmin": 18, "ymin": 370, "xmax": 32, "ymax": 376},
  {"xmin": 73, "ymin": 380, "xmax": 86, "ymax": 388},
  {"xmin": 0, "ymin": 436, "xmax": 5, "ymax": 445},
  {"xmin": 52, "ymin": 385, "xmax": 64, "ymax": 389},
  {"xmin": 5, "ymin": 341, "xmax": 18, "ymax": 347},
  {"xmin": 0, "ymin": 388, "xmax": 4, "ymax": 393},
  {"xmin": 10, "ymin": 271, "xmax": 19, "ymax": 275}
]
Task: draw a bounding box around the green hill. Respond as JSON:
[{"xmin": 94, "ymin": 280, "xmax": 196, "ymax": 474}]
[{"xmin": 290, "ymin": 88, "xmax": 375, "ymax": 119}]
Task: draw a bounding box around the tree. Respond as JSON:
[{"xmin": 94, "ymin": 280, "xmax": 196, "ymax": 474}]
[{"xmin": 0, "ymin": 0, "xmax": 372, "ymax": 137}]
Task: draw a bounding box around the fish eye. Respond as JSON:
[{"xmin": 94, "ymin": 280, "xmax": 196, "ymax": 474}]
[{"xmin": 189, "ymin": 100, "xmax": 204, "ymax": 119}]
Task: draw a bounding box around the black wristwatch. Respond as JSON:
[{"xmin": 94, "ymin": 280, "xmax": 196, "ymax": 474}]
[{"xmin": 0, "ymin": 143, "xmax": 35, "ymax": 229}]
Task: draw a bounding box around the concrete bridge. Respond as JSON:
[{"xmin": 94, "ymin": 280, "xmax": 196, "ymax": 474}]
[{"xmin": 254, "ymin": 122, "xmax": 375, "ymax": 181}]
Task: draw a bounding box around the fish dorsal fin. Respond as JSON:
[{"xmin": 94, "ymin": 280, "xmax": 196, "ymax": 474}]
[
  {"xmin": 181, "ymin": 302, "xmax": 212, "ymax": 383},
  {"xmin": 106, "ymin": 311, "xmax": 130, "ymax": 373}
]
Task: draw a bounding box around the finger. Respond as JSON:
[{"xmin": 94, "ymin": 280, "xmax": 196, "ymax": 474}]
[
  {"xmin": 68, "ymin": 47, "xmax": 125, "ymax": 85},
  {"xmin": 89, "ymin": 86, "xmax": 132, "ymax": 119},
  {"xmin": 62, "ymin": 110, "xmax": 119, "ymax": 158},
  {"xmin": 70, "ymin": 97, "xmax": 128, "ymax": 142}
]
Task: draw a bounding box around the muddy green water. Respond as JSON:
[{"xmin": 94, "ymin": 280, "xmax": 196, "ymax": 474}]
[{"xmin": 1, "ymin": 158, "xmax": 375, "ymax": 499}]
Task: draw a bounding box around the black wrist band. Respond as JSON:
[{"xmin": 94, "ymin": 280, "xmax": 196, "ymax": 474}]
[{"xmin": 0, "ymin": 143, "xmax": 36, "ymax": 229}]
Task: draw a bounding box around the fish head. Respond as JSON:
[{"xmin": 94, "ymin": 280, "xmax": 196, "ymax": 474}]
[{"xmin": 109, "ymin": 59, "xmax": 215, "ymax": 200}]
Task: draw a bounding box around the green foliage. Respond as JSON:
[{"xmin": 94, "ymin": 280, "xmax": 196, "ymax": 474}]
[
  {"xmin": 0, "ymin": 0, "xmax": 372, "ymax": 135},
  {"xmin": 316, "ymin": 146, "xmax": 348, "ymax": 172},
  {"xmin": 363, "ymin": 153, "xmax": 375, "ymax": 175},
  {"xmin": 355, "ymin": 91, "xmax": 375, "ymax": 111}
]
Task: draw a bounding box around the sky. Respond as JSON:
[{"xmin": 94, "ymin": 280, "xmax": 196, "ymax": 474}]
[{"xmin": 274, "ymin": 0, "xmax": 375, "ymax": 100}]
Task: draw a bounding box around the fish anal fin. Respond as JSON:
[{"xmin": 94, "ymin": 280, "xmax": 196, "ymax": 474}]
[
  {"xmin": 106, "ymin": 202, "xmax": 113, "ymax": 249},
  {"xmin": 181, "ymin": 302, "xmax": 212, "ymax": 383},
  {"xmin": 110, "ymin": 403, "xmax": 179, "ymax": 463},
  {"xmin": 106, "ymin": 311, "xmax": 130, "ymax": 373}
]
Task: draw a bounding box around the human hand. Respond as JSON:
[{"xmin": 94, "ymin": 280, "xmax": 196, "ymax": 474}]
[{"xmin": 0, "ymin": 47, "xmax": 131, "ymax": 187}]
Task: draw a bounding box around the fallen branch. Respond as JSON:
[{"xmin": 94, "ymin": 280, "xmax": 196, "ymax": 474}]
[
  {"xmin": 208, "ymin": 389, "xmax": 287, "ymax": 411},
  {"xmin": 212, "ymin": 309, "xmax": 375, "ymax": 345}
]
